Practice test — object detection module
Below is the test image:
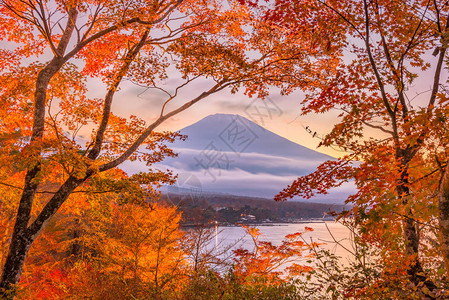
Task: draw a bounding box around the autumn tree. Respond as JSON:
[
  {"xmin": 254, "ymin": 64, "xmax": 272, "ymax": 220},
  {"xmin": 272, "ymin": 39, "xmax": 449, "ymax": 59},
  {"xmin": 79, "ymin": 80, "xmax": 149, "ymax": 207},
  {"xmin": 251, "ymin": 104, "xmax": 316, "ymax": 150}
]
[
  {"xmin": 0, "ymin": 0, "xmax": 337, "ymax": 295},
  {"xmin": 11, "ymin": 185, "xmax": 187, "ymax": 299},
  {"xmin": 233, "ymin": 225, "xmax": 314, "ymax": 281},
  {"xmin": 253, "ymin": 0, "xmax": 449, "ymax": 294},
  {"xmin": 180, "ymin": 226, "xmax": 315, "ymax": 300}
]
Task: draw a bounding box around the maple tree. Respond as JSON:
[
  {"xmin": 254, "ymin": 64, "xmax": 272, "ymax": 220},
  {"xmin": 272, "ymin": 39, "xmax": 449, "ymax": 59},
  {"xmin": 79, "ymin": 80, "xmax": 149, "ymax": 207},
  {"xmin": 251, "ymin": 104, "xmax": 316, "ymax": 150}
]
[
  {"xmin": 0, "ymin": 0, "xmax": 335, "ymax": 296},
  {"xmin": 232, "ymin": 225, "xmax": 314, "ymax": 282},
  {"xmin": 79, "ymin": 202, "xmax": 185, "ymax": 298},
  {"xmin": 12, "ymin": 191, "xmax": 187, "ymax": 299},
  {"xmin": 180, "ymin": 226, "xmax": 315, "ymax": 300},
  {"xmin": 263, "ymin": 0, "xmax": 449, "ymax": 295}
]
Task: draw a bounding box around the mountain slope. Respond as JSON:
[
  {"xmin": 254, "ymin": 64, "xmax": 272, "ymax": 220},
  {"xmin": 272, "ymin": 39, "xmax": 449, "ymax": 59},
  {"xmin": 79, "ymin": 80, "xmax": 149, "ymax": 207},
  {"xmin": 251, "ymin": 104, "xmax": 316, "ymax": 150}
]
[{"xmin": 175, "ymin": 113, "xmax": 333, "ymax": 160}]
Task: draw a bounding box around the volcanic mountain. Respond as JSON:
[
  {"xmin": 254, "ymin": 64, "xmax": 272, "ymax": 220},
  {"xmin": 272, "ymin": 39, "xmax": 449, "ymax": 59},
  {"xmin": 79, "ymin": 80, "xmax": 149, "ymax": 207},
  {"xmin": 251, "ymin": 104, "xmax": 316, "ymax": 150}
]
[{"xmin": 123, "ymin": 114, "xmax": 352, "ymax": 204}]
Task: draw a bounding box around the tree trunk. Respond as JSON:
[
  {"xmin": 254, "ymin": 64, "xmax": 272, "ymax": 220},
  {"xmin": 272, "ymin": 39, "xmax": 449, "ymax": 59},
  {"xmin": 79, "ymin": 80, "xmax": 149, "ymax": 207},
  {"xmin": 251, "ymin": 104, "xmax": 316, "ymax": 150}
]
[
  {"xmin": 397, "ymin": 170, "xmax": 437, "ymax": 294},
  {"xmin": 438, "ymin": 163, "xmax": 449, "ymax": 279},
  {"xmin": 0, "ymin": 165, "xmax": 42, "ymax": 297},
  {"xmin": 395, "ymin": 146, "xmax": 436, "ymax": 293},
  {"xmin": 0, "ymin": 226, "xmax": 35, "ymax": 298},
  {"xmin": 0, "ymin": 175, "xmax": 85, "ymax": 298},
  {"xmin": 402, "ymin": 210, "xmax": 432, "ymax": 286},
  {"xmin": 70, "ymin": 218, "xmax": 81, "ymax": 257}
]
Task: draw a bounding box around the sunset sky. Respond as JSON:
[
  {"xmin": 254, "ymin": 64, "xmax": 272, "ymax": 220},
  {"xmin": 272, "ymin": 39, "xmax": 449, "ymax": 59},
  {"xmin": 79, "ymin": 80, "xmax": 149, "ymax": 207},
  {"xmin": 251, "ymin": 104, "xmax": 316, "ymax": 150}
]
[{"xmin": 84, "ymin": 74, "xmax": 345, "ymax": 158}]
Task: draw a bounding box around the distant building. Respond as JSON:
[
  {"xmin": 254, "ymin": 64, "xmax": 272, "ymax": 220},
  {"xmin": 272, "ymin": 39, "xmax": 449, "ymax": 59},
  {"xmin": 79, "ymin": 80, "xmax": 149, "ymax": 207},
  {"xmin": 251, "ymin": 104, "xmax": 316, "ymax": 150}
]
[{"xmin": 240, "ymin": 214, "xmax": 256, "ymax": 222}]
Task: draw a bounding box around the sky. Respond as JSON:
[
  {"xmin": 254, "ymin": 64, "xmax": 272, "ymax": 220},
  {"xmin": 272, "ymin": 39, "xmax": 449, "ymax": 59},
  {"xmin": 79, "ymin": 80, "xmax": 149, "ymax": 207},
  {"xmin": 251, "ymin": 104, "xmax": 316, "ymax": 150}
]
[
  {"xmin": 85, "ymin": 75, "xmax": 346, "ymax": 159},
  {"xmin": 90, "ymin": 74, "xmax": 356, "ymax": 202}
]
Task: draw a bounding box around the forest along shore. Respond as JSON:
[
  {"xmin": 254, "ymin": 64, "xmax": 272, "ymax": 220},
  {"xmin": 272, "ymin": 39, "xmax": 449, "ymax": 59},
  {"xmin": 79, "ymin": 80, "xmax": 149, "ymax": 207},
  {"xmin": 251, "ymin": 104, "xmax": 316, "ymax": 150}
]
[{"xmin": 161, "ymin": 193, "xmax": 349, "ymax": 225}]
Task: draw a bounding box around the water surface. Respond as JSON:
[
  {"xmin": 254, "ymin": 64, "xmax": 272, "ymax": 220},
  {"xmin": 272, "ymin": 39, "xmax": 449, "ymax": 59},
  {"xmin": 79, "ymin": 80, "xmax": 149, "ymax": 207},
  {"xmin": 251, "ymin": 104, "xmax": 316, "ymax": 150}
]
[{"xmin": 216, "ymin": 222, "xmax": 354, "ymax": 265}]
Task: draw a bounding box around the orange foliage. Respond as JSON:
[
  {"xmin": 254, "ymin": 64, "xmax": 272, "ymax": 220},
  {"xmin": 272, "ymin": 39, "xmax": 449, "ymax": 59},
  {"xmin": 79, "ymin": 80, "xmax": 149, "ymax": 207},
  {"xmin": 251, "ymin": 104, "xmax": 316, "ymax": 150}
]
[
  {"xmin": 19, "ymin": 199, "xmax": 186, "ymax": 300},
  {"xmin": 233, "ymin": 225, "xmax": 315, "ymax": 286}
]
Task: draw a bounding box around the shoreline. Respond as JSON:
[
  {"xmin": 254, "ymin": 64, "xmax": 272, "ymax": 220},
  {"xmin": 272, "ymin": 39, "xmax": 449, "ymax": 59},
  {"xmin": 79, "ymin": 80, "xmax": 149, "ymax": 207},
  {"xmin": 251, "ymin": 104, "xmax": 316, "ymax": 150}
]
[{"xmin": 181, "ymin": 219, "xmax": 337, "ymax": 228}]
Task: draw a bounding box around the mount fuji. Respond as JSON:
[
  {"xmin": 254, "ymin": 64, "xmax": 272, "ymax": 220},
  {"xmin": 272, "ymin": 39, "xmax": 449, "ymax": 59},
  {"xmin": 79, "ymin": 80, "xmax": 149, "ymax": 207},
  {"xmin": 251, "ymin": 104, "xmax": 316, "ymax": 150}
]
[{"xmin": 122, "ymin": 114, "xmax": 353, "ymax": 204}]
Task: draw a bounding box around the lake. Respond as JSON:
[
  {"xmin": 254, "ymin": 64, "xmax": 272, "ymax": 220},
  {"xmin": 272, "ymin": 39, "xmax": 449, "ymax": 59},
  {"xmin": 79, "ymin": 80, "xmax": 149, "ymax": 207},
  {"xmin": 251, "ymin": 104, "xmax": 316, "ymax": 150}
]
[{"xmin": 215, "ymin": 221, "xmax": 354, "ymax": 266}]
